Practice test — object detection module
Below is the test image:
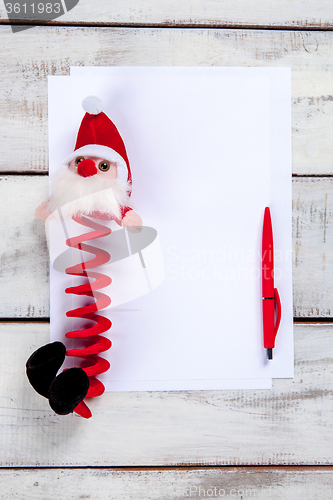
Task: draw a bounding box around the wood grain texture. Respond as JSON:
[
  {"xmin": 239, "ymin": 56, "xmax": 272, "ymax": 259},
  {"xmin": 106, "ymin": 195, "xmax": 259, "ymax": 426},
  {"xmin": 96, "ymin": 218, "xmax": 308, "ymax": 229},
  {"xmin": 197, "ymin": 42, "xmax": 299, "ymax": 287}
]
[
  {"xmin": 293, "ymin": 178, "xmax": 333, "ymax": 317},
  {"xmin": 0, "ymin": 467, "xmax": 333, "ymax": 499},
  {"xmin": 0, "ymin": 27, "xmax": 333, "ymax": 175},
  {"xmin": 0, "ymin": 322, "xmax": 332, "ymax": 466},
  {"xmin": 0, "ymin": 0, "xmax": 333, "ymax": 29},
  {"xmin": 0, "ymin": 176, "xmax": 49, "ymax": 318},
  {"xmin": 1, "ymin": 175, "xmax": 332, "ymax": 318}
]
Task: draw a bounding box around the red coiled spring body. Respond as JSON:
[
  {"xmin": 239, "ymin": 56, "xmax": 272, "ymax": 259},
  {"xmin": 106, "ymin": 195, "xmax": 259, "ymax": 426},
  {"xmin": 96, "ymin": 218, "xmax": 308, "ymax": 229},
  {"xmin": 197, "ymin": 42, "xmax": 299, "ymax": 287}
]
[{"xmin": 65, "ymin": 214, "xmax": 112, "ymax": 418}]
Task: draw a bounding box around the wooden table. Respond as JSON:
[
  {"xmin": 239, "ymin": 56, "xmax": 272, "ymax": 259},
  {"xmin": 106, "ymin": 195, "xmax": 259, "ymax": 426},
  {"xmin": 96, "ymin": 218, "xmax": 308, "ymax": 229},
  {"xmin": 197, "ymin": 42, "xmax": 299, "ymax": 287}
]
[{"xmin": 0, "ymin": 1, "xmax": 333, "ymax": 497}]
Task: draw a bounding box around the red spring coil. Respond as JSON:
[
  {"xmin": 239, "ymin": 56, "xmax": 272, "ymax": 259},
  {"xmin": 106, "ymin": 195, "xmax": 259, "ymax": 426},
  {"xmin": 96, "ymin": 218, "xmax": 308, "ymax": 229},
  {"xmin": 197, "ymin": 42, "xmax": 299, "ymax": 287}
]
[{"xmin": 65, "ymin": 214, "xmax": 112, "ymax": 418}]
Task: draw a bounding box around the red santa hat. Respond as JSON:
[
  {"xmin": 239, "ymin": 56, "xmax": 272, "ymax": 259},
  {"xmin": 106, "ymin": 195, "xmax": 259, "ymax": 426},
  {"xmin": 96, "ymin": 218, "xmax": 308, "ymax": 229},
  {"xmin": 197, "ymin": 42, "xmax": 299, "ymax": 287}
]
[{"xmin": 63, "ymin": 96, "xmax": 132, "ymax": 184}]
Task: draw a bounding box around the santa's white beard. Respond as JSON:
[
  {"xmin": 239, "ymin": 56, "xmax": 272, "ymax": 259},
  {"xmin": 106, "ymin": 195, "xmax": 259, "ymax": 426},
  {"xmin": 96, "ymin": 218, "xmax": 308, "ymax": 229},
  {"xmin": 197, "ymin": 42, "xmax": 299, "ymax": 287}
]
[{"xmin": 48, "ymin": 167, "xmax": 131, "ymax": 220}]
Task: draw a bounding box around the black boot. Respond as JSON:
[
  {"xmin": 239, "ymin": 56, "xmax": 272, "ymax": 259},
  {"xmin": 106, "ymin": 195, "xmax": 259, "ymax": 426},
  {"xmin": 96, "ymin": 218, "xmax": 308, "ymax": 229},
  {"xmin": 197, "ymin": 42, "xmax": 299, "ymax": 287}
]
[
  {"xmin": 26, "ymin": 342, "xmax": 89, "ymax": 415},
  {"xmin": 26, "ymin": 342, "xmax": 66, "ymax": 398},
  {"xmin": 48, "ymin": 368, "xmax": 90, "ymax": 415}
]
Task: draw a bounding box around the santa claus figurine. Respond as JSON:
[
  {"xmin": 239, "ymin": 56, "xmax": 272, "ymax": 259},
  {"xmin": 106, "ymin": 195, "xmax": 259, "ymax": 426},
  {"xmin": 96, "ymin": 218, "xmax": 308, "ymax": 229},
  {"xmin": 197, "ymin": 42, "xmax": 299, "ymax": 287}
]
[{"xmin": 26, "ymin": 96, "xmax": 142, "ymax": 417}]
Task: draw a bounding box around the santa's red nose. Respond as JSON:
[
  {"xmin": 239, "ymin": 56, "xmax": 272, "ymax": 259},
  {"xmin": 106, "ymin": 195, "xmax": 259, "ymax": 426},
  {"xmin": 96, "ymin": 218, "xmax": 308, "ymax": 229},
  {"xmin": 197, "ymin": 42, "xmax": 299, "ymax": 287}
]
[{"xmin": 77, "ymin": 159, "xmax": 97, "ymax": 177}]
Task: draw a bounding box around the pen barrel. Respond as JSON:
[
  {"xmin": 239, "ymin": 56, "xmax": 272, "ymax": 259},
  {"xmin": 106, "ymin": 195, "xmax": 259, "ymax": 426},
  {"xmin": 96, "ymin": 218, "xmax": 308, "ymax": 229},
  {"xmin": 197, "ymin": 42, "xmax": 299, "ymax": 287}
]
[
  {"xmin": 262, "ymin": 298, "xmax": 275, "ymax": 348},
  {"xmin": 262, "ymin": 207, "xmax": 274, "ymax": 298}
]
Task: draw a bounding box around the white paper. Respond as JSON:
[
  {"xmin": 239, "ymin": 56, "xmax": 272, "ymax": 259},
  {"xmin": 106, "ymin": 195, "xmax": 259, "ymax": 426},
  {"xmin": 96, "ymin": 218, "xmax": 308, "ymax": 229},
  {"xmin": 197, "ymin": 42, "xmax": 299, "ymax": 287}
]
[{"xmin": 48, "ymin": 67, "xmax": 293, "ymax": 392}]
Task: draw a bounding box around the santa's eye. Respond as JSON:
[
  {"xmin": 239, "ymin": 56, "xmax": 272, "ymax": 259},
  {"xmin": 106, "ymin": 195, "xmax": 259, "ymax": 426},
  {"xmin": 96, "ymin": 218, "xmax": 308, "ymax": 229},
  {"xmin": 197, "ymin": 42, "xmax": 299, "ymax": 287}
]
[
  {"xmin": 98, "ymin": 160, "xmax": 110, "ymax": 172},
  {"xmin": 75, "ymin": 157, "xmax": 85, "ymax": 166}
]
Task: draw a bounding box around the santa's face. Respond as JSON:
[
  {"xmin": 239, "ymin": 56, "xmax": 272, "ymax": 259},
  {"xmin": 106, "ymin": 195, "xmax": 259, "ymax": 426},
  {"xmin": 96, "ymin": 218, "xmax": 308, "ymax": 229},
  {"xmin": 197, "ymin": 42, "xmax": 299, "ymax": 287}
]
[
  {"xmin": 69, "ymin": 155, "xmax": 118, "ymax": 180},
  {"xmin": 48, "ymin": 155, "xmax": 131, "ymax": 220}
]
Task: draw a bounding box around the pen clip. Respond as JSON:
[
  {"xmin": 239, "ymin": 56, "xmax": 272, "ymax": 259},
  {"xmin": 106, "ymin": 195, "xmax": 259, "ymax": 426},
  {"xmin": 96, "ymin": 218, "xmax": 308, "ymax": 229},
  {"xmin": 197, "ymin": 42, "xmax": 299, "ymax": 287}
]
[{"xmin": 274, "ymin": 287, "xmax": 282, "ymax": 337}]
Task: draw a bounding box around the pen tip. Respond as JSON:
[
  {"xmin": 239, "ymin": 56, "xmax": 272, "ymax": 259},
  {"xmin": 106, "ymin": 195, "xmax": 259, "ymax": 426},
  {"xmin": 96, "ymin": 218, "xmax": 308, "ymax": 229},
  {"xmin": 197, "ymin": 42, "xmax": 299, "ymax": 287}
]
[{"xmin": 267, "ymin": 348, "xmax": 273, "ymax": 360}]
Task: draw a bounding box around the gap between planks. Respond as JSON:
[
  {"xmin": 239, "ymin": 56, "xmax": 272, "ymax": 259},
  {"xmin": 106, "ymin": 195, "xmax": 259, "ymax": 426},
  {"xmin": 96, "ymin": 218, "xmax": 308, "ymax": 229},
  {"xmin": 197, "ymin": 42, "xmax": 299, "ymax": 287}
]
[
  {"xmin": 0, "ymin": 465, "xmax": 332, "ymax": 470},
  {"xmin": 0, "ymin": 21, "xmax": 333, "ymax": 31}
]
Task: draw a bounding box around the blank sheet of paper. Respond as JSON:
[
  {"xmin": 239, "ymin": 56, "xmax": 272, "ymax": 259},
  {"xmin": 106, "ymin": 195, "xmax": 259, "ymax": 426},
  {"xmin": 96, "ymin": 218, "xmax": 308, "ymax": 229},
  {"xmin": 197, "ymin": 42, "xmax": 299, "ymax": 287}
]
[{"xmin": 48, "ymin": 67, "xmax": 293, "ymax": 391}]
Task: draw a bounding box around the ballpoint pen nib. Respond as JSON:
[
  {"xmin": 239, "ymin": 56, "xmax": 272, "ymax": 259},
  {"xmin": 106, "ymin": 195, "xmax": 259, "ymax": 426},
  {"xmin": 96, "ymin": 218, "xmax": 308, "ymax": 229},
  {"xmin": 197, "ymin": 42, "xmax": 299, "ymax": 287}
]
[{"xmin": 267, "ymin": 348, "xmax": 273, "ymax": 360}]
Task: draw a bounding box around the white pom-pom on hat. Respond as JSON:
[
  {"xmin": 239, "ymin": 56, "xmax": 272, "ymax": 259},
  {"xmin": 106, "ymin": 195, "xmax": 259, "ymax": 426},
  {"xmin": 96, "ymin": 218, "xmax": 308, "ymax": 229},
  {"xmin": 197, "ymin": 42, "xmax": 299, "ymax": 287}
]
[{"xmin": 82, "ymin": 96, "xmax": 103, "ymax": 115}]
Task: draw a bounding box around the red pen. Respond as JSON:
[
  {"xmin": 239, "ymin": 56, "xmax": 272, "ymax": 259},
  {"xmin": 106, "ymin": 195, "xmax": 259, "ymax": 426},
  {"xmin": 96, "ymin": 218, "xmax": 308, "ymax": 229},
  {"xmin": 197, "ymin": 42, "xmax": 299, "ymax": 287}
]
[{"xmin": 262, "ymin": 207, "xmax": 282, "ymax": 359}]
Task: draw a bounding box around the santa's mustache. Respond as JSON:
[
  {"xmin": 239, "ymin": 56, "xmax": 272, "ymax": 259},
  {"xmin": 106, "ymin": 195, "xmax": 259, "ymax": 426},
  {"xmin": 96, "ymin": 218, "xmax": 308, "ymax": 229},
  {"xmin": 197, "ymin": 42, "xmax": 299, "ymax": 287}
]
[{"xmin": 48, "ymin": 167, "xmax": 131, "ymax": 220}]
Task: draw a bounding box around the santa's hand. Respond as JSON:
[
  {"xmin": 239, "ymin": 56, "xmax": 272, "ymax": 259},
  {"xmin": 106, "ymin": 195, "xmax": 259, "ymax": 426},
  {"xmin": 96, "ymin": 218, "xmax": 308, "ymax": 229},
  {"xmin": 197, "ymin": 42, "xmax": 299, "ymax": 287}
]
[
  {"xmin": 121, "ymin": 210, "xmax": 142, "ymax": 232},
  {"xmin": 35, "ymin": 200, "xmax": 53, "ymax": 221}
]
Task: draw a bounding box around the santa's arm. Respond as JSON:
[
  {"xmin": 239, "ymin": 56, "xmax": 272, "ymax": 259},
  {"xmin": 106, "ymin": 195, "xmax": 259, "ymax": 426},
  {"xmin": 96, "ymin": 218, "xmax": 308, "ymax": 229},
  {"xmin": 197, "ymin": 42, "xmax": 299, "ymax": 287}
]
[
  {"xmin": 120, "ymin": 206, "xmax": 142, "ymax": 229},
  {"xmin": 35, "ymin": 200, "xmax": 52, "ymax": 221},
  {"xmin": 36, "ymin": 201, "xmax": 142, "ymax": 228}
]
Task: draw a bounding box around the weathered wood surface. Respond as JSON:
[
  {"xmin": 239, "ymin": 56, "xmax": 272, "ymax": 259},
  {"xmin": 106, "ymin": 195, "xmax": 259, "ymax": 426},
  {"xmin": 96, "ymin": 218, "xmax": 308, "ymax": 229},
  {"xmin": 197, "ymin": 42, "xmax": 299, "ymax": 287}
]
[
  {"xmin": 0, "ymin": 176, "xmax": 49, "ymax": 318},
  {"xmin": 1, "ymin": 322, "xmax": 332, "ymax": 466},
  {"xmin": 0, "ymin": 0, "xmax": 333, "ymax": 29},
  {"xmin": 0, "ymin": 467, "xmax": 333, "ymax": 499},
  {"xmin": 1, "ymin": 175, "xmax": 331, "ymax": 318},
  {"xmin": 293, "ymin": 178, "xmax": 333, "ymax": 317},
  {"xmin": 0, "ymin": 7, "xmax": 331, "ymax": 478},
  {"xmin": 0, "ymin": 27, "xmax": 333, "ymax": 175}
]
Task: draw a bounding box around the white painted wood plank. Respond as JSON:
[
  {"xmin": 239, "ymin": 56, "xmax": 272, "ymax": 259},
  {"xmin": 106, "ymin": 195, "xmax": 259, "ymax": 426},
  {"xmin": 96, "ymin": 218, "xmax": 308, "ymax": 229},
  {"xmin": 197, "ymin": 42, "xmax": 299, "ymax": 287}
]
[
  {"xmin": 0, "ymin": 466, "xmax": 332, "ymax": 499},
  {"xmin": 0, "ymin": 322, "xmax": 331, "ymax": 466},
  {"xmin": 0, "ymin": 176, "xmax": 49, "ymax": 318},
  {"xmin": 1, "ymin": 176, "xmax": 331, "ymax": 318},
  {"xmin": 0, "ymin": 27, "xmax": 333, "ymax": 175},
  {"xmin": 293, "ymin": 178, "xmax": 333, "ymax": 317},
  {"xmin": 0, "ymin": 0, "xmax": 333, "ymax": 29}
]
